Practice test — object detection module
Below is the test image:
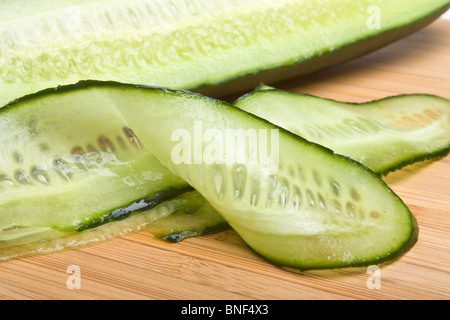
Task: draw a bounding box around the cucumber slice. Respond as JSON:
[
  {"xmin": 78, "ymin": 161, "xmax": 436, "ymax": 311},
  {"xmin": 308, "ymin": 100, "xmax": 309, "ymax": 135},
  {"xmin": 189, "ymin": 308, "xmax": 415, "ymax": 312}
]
[
  {"xmin": 234, "ymin": 86, "xmax": 450, "ymax": 175},
  {"xmin": 0, "ymin": 191, "xmax": 216, "ymax": 261},
  {"xmin": 7, "ymin": 80, "xmax": 416, "ymax": 270},
  {"xmin": 0, "ymin": 0, "xmax": 448, "ymax": 106},
  {"xmin": 147, "ymin": 192, "xmax": 229, "ymax": 243},
  {"xmin": 0, "ymin": 82, "xmax": 191, "ymax": 232}
]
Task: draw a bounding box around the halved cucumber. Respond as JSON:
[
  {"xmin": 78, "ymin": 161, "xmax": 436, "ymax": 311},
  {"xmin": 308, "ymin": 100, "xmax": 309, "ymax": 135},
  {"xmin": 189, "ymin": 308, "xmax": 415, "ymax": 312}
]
[
  {"xmin": 2, "ymin": 80, "xmax": 417, "ymax": 270},
  {"xmin": 0, "ymin": 0, "xmax": 448, "ymax": 106},
  {"xmin": 234, "ymin": 85, "xmax": 450, "ymax": 175}
]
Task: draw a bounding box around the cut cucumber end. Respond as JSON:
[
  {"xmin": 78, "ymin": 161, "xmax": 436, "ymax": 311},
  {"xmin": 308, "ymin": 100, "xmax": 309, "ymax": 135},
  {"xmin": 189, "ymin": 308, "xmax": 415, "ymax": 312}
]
[
  {"xmin": 235, "ymin": 87, "xmax": 450, "ymax": 176},
  {"xmin": 235, "ymin": 207, "xmax": 418, "ymax": 270},
  {"xmin": 0, "ymin": 81, "xmax": 190, "ymax": 232}
]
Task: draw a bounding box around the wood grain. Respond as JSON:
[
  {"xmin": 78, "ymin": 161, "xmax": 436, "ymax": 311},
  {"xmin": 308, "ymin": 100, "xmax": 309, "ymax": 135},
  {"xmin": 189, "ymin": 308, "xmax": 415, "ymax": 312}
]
[{"xmin": 0, "ymin": 18, "xmax": 449, "ymax": 301}]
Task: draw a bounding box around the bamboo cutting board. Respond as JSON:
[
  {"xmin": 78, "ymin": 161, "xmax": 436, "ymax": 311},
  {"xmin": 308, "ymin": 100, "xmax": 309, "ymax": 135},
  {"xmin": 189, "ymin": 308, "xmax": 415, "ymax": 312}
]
[{"xmin": 0, "ymin": 18, "xmax": 449, "ymax": 301}]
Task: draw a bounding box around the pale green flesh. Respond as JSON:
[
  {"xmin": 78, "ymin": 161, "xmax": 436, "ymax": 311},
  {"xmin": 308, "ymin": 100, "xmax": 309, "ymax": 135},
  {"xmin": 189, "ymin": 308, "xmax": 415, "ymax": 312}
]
[
  {"xmin": 0, "ymin": 0, "xmax": 449, "ymax": 106},
  {"xmin": 0, "ymin": 86, "xmax": 189, "ymax": 232},
  {"xmin": 18, "ymin": 81, "xmax": 415, "ymax": 270},
  {"xmin": 0, "ymin": 191, "xmax": 218, "ymax": 262},
  {"xmin": 0, "ymin": 82, "xmax": 420, "ymax": 269},
  {"xmin": 147, "ymin": 193, "xmax": 229, "ymax": 243},
  {"xmin": 235, "ymin": 87, "xmax": 450, "ymax": 175}
]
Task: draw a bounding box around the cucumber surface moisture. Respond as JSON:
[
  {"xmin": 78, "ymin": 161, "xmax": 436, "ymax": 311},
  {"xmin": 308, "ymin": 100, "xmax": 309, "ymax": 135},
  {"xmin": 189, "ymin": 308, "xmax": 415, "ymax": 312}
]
[
  {"xmin": 0, "ymin": 0, "xmax": 449, "ymax": 106},
  {"xmin": 235, "ymin": 86, "xmax": 450, "ymax": 175},
  {"xmin": 11, "ymin": 80, "xmax": 417, "ymax": 270}
]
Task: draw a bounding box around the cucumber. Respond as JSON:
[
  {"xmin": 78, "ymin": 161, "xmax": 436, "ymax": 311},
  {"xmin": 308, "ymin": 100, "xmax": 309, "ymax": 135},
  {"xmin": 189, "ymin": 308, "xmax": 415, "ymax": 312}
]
[
  {"xmin": 0, "ymin": 0, "xmax": 449, "ymax": 106},
  {"xmin": 4, "ymin": 80, "xmax": 417, "ymax": 270},
  {"xmin": 234, "ymin": 86, "xmax": 450, "ymax": 175},
  {"xmin": 0, "ymin": 82, "xmax": 193, "ymax": 232},
  {"xmin": 0, "ymin": 191, "xmax": 222, "ymax": 261},
  {"xmin": 147, "ymin": 192, "xmax": 229, "ymax": 243}
]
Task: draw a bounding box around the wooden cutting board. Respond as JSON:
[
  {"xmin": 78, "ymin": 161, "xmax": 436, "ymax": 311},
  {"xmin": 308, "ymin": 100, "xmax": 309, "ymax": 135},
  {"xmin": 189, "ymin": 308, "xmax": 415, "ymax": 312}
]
[{"xmin": 0, "ymin": 18, "xmax": 449, "ymax": 301}]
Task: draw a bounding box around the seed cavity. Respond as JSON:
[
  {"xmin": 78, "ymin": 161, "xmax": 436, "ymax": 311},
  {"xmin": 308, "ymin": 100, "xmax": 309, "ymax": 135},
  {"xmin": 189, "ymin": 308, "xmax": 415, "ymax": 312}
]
[
  {"xmin": 86, "ymin": 144, "xmax": 98, "ymax": 153},
  {"xmin": 12, "ymin": 151, "xmax": 23, "ymax": 164},
  {"xmin": 84, "ymin": 145, "xmax": 103, "ymax": 165},
  {"xmin": 39, "ymin": 144, "xmax": 50, "ymax": 153},
  {"xmin": 52, "ymin": 158, "xmax": 72, "ymax": 180},
  {"xmin": 233, "ymin": 166, "xmax": 246, "ymax": 198},
  {"xmin": 317, "ymin": 193, "xmax": 327, "ymax": 211},
  {"xmin": 346, "ymin": 202, "xmax": 356, "ymax": 218},
  {"xmin": 15, "ymin": 169, "xmax": 31, "ymax": 185},
  {"xmin": 250, "ymin": 193, "xmax": 258, "ymax": 207},
  {"xmin": 357, "ymin": 117, "xmax": 381, "ymax": 133},
  {"xmin": 213, "ymin": 174, "xmax": 223, "ymax": 195},
  {"xmin": 116, "ymin": 135, "xmax": 127, "ymax": 148},
  {"xmin": 209, "ymin": 164, "xmax": 225, "ymax": 198},
  {"xmin": 31, "ymin": 166, "xmax": 50, "ymax": 184},
  {"xmin": 350, "ymin": 187, "xmax": 360, "ymax": 201},
  {"xmin": 370, "ymin": 211, "xmax": 380, "ymax": 219},
  {"xmin": 330, "ymin": 180, "xmax": 340, "ymax": 197},
  {"xmin": 278, "ymin": 184, "xmax": 289, "ymax": 207},
  {"xmin": 123, "ymin": 127, "xmax": 143, "ymax": 149},
  {"xmin": 331, "ymin": 200, "xmax": 342, "ymax": 215},
  {"xmin": 0, "ymin": 174, "xmax": 14, "ymax": 186},
  {"xmin": 71, "ymin": 146, "xmax": 89, "ymax": 171},
  {"xmin": 343, "ymin": 118, "xmax": 370, "ymax": 135},
  {"xmin": 265, "ymin": 175, "xmax": 278, "ymax": 208},
  {"xmin": 306, "ymin": 189, "xmax": 316, "ymax": 208},
  {"xmin": 298, "ymin": 166, "xmax": 307, "ymax": 182},
  {"xmin": 304, "ymin": 124, "xmax": 323, "ymax": 139},
  {"xmin": 98, "ymin": 135, "xmax": 115, "ymax": 152},
  {"xmin": 413, "ymin": 113, "xmax": 430, "ymax": 125},
  {"xmin": 288, "ymin": 165, "xmax": 296, "ymax": 178},
  {"xmin": 249, "ymin": 176, "xmax": 261, "ymax": 207},
  {"xmin": 267, "ymin": 175, "xmax": 278, "ymax": 199},
  {"xmin": 424, "ymin": 109, "xmax": 439, "ymax": 120},
  {"xmin": 313, "ymin": 171, "xmax": 322, "ymax": 187},
  {"xmin": 402, "ymin": 116, "xmax": 416, "ymax": 126},
  {"xmin": 72, "ymin": 146, "xmax": 85, "ymax": 155},
  {"xmin": 291, "ymin": 186, "xmax": 302, "ymax": 210}
]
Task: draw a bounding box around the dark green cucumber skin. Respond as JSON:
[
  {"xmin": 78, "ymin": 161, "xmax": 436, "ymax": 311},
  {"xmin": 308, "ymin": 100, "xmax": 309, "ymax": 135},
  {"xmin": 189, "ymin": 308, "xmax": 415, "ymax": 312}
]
[
  {"xmin": 3, "ymin": 80, "xmax": 419, "ymax": 270},
  {"xmin": 376, "ymin": 145, "xmax": 450, "ymax": 176},
  {"xmin": 159, "ymin": 222, "xmax": 230, "ymax": 243},
  {"xmin": 0, "ymin": 191, "xmax": 214, "ymax": 262},
  {"xmin": 235, "ymin": 89, "xmax": 450, "ymax": 176},
  {"xmin": 3, "ymin": 80, "xmax": 168, "ymax": 110},
  {"xmin": 76, "ymin": 186, "xmax": 194, "ymax": 232},
  {"xmin": 198, "ymin": 5, "xmax": 450, "ymax": 97},
  {"xmin": 253, "ymin": 195, "xmax": 419, "ymax": 271}
]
